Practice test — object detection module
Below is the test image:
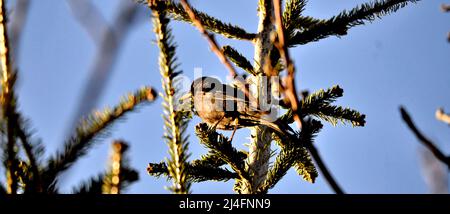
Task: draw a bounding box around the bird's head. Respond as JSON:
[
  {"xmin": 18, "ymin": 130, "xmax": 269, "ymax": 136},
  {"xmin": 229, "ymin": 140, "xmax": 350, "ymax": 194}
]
[{"xmin": 190, "ymin": 76, "xmax": 222, "ymax": 95}]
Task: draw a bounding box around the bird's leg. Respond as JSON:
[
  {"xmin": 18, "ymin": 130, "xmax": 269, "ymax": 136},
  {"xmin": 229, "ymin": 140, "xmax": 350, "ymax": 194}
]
[
  {"xmin": 229, "ymin": 118, "xmax": 239, "ymax": 143},
  {"xmin": 212, "ymin": 114, "xmax": 226, "ymax": 130}
]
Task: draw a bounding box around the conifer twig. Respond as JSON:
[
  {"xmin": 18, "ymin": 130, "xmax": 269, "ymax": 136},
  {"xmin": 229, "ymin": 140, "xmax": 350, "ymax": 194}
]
[
  {"xmin": 147, "ymin": 162, "xmax": 238, "ymax": 183},
  {"xmin": 73, "ymin": 167, "xmax": 138, "ymax": 194},
  {"xmin": 137, "ymin": 0, "xmax": 256, "ymax": 40},
  {"xmin": 436, "ymin": 108, "xmax": 450, "ymax": 125},
  {"xmin": 149, "ymin": 0, "xmax": 191, "ymax": 194},
  {"xmin": 1, "ymin": 0, "xmax": 19, "ymax": 194},
  {"xmin": 222, "ymin": 45, "xmax": 255, "ymax": 76},
  {"xmin": 16, "ymin": 119, "xmax": 43, "ymax": 193},
  {"xmin": 289, "ymin": 0, "xmax": 420, "ymax": 46},
  {"xmin": 400, "ymin": 107, "xmax": 450, "ymax": 168},
  {"xmin": 259, "ymin": 119, "xmax": 322, "ymax": 193},
  {"xmin": 102, "ymin": 140, "xmax": 136, "ymax": 194},
  {"xmin": 43, "ymin": 87, "xmax": 157, "ymax": 192},
  {"xmin": 195, "ymin": 123, "xmax": 249, "ymax": 182}
]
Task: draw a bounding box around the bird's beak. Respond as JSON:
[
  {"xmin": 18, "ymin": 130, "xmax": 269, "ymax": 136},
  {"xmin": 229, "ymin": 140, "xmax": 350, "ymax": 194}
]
[
  {"xmin": 179, "ymin": 92, "xmax": 192, "ymax": 102},
  {"xmin": 177, "ymin": 92, "xmax": 193, "ymax": 112}
]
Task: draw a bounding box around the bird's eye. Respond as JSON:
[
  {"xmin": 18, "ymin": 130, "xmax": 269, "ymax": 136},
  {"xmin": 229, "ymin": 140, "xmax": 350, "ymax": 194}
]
[{"xmin": 203, "ymin": 82, "xmax": 215, "ymax": 92}]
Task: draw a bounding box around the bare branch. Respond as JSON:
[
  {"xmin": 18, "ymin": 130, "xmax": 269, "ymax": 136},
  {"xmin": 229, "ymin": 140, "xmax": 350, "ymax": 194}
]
[
  {"xmin": 66, "ymin": 0, "xmax": 108, "ymax": 45},
  {"xmin": 179, "ymin": 0, "xmax": 238, "ymax": 78},
  {"xmin": 273, "ymin": 0, "xmax": 302, "ymax": 128},
  {"xmin": 67, "ymin": 0, "xmax": 143, "ymax": 136},
  {"xmin": 307, "ymin": 143, "xmax": 345, "ymax": 194},
  {"xmin": 400, "ymin": 106, "xmax": 450, "ymax": 168}
]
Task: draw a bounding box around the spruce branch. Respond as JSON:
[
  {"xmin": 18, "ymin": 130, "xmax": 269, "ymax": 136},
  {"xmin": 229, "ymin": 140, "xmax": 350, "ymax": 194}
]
[
  {"xmin": 283, "ymin": 0, "xmax": 307, "ymax": 38},
  {"xmin": 280, "ymin": 86, "xmax": 366, "ymax": 127},
  {"xmin": 101, "ymin": 140, "xmax": 137, "ymax": 194},
  {"xmin": 1, "ymin": 0, "xmax": 42, "ymax": 193},
  {"xmin": 222, "ymin": 45, "xmax": 255, "ymax": 76},
  {"xmin": 195, "ymin": 123, "xmax": 249, "ymax": 181},
  {"xmin": 289, "ymin": 0, "xmax": 420, "ymax": 46},
  {"xmin": 150, "ymin": 0, "xmax": 191, "ymax": 194},
  {"xmin": 43, "ymin": 87, "xmax": 156, "ymax": 192},
  {"xmin": 310, "ymin": 105, "xmax": 366, "ymax": 127},
  {"xmin": 1, "ymin": 0, "xmax": 20, "ymax": 194},
  {"xmin": 436, "ymin": 108, "xmax": 450, "ymax": 125},
  {"xmin": 72, "ymin": 173, "xmax": 104, "ymax": 194},
  {"xmin": 138, "ymin": 0, "xmax": 256, "ymax": 40},
  {"xmin": 400, "ymin": 107, "xmax": 450, "ymax": 168},
  {"xmin": 73, "ymin": 167, "xmax": 138, "ymax": 194},
  {"xmin": 191, "ymin": 151, "xmax": 247, "ymax": 169},
  {"xmin": 148, "ymin": 161, "xmax": 238, "ymax": 183},
  {"xmin": 259, "ymin": 119, "xmax": 322, "ymax": 193},
  {"xmin": 15, "ymin": 118, "xmax": 44, "ymax": 193}
]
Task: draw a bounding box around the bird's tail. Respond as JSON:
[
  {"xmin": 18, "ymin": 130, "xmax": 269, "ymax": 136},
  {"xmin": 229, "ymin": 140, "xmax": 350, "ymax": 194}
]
[{"xmin": 258, "ymin": 119, "xmax": 296, "ymax": 139}]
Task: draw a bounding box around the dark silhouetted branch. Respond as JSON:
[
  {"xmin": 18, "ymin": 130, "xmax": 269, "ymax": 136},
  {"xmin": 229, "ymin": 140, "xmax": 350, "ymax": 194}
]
[
  {"xmin": 307, "ymin": 143, "xmax": 345, "ymax": 194},
  {"xmin": 400, "ymin": 106, "xmax": 450, "ymax": 168}
]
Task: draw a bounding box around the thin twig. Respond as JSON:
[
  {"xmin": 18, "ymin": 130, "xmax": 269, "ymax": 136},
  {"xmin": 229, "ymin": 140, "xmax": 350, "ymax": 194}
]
[
  {"xmin": 436, "ymin": 108, "xmax": 450, "ymax": 125},
  {"xmin": 178, "ymin": 0, "xmax": 255, "ymax": 108},
  {"xmin": 66, "ymin": 0, "xmax": 109, "ymax": 45},
  {"xmin": 400, "ymin": 106, "xmax": 450, "ymax": 168},
  {"xmin": 179, "ymin": 0, "xmax": 237, "ymax": 78},
  {"xmin": 307, "ymin": 143, "xmax": 345, "ymax": 194},
  {"xmin": 272, "ymin": 0, "xmax": 302, "ymax": 129},
  {"xmin": 274, "ymin": 0, "xmax": 346, "ymax": 194}
]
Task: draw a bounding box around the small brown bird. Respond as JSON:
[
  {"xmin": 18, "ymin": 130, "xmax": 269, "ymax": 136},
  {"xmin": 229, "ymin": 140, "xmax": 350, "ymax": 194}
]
[{"xmin": 184, "ymin": 76, "xmax": 293, "ymax": 141}]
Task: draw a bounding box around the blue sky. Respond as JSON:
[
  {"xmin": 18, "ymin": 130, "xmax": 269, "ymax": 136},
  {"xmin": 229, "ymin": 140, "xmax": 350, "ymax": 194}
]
[{"xmin": 6, "ymin": 0, "xmax": 450, "ymax": 193}]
